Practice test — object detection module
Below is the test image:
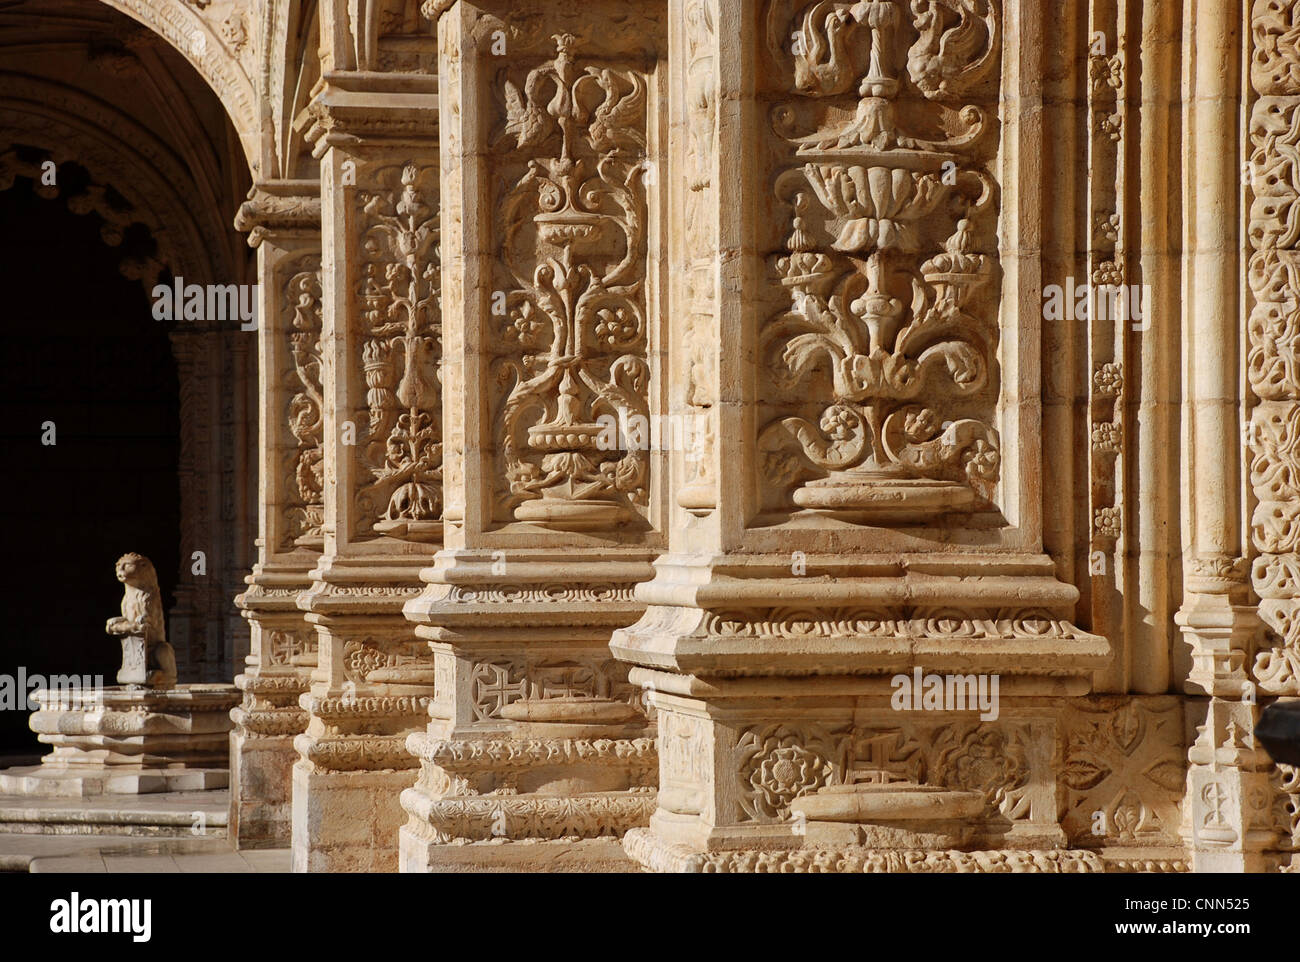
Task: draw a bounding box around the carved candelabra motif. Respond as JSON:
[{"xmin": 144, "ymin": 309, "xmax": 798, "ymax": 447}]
[
  {"xmin": 285, "ymin": 268, "xmax": 324, "ymax": 547},
  {"xmin": 357, "ymin": 163, "xmax": 443, "ymax": 541},
  {"xmin": 759, "ymin": 0, "xmax": 1002, "ymax": 522},
  {"xmin": 493, "ymin": 33, "xmax": 651, "ymax": 530}
]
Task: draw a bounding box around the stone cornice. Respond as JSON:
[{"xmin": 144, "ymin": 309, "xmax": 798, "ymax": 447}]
[{"xmin": 305, "ymin": 71, "xmax": 439, "ymax": 157}]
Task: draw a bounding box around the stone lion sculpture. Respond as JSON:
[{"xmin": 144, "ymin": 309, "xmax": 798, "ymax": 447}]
[{"xmin": 105, "ymin": 552, "xmax": 177, "ymax": 689}]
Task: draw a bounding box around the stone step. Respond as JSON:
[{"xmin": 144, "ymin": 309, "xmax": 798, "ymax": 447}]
[{"xmin": 0, "ymin": 789, "xmax": 228, "ymax": 838}]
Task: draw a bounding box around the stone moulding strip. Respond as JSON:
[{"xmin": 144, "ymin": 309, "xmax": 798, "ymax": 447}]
[
  {"xmin": 292, "ymin": 734, "xmax": 417, "ymax": 773},
  {"xmin": 406, "ymin": 733, "xmax": 657, "ymax": 773},
  {"xmin": 402, "ymin": 791, "xmax": 659, "ymax": 843},
  {"xmin": 229, "ymin": 707, "xmax": 309, "ymax": 737},
  {"xmin": 622, "ymin": 829, "xmax": 1107, "ymax": 874}
]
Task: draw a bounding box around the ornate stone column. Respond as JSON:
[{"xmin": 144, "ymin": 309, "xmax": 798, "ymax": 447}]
[
  {"xmin": 292, "ymin": 68, "xmax": 441, "ymax": 872},
  {"xmin": 612, "ymin": 0, "xmax": 1111, "ymax": 872},
  {"xmin": 398, "ymin": 1, "xmax": 665, "ymax": 872},
  {"xmin": 230, "ymin": 180, "xmax": 323, "ymax": 849},
  {"xmin": 1177, "ymin": 0, "xmax": 1300, "ymax": 873}
]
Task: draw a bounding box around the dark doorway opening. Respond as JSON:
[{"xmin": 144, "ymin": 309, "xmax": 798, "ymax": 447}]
[{"xmin": 0, "ymin": 162, "xmax": 180, "ymax": 756}]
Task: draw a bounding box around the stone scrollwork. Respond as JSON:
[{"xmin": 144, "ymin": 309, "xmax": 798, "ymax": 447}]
[
  {"xmin": 284, "ymin": 267, "xmax": 325, "ymax": 547},
  {"xmin": 355, "ymin": 163, "xmax": 443, "ymax": 542},
  {"xmin": 492, "ymin": 32, "xmax": 653, "ymax": 530},
  {"xmin": 759, "ymin": 0, "xmax": 1001, "ymax": 523},
  {"xmin": 1248, "ymin": 0, "xmax": 1300, "ymax": 694}
]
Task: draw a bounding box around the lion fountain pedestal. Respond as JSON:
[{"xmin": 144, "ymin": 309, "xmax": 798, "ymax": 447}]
[{"xmin": 0, "ymin": 553, "xmax": 239, "ymax": 797}]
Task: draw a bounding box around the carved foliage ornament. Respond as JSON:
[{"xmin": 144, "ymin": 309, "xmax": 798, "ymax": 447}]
[
  {"xmin": 1060, "ymin": 699, "xmax": 1185, "ymax": 845},
  {"xmin": 733, "ymin": 720, "xmax": 1032, "ymax": 824},
  {"xmin": 355, "ymin": 164, "xmax": 443, "ymax": 541},
  {"xmin": 492, "ymin": 33, "xmax": 653, "ymax": 530},
  {"xmin": 1248, "ymin": 0, "xmax": 1300, "ymax": 693},
  {"xmin": 284, "ymin": 267, "xmax": 325, "ymax": 547},
  {"xmin": 759, "ymin": 0, "xmax": 1001, "ymax": 523}
]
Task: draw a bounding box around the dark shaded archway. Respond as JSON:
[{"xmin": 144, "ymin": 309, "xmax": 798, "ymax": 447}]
[{"xmin": 0, "ymin": 164, "xmax": 180, "ymax": 756}]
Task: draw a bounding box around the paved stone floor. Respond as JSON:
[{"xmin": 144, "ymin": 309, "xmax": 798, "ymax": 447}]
[
  {"xmin": 0, "ymin": 788, "xmax": 290, "ymax": 873},
  {"xmin": 0, "ymin": 834, "xmax": 291, "ymax": 872}
]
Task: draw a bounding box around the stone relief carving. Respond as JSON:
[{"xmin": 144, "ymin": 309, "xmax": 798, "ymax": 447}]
[
  {"xmin": 732, "ymin": 718, "xmax": 1039, "ymax": 826},
  {"xmin": 284, "ymin": 266, "xmax": 325, "ymax": 547},
  {"xmin": 623, "ymin": 829, "xmax": 1105, "ymax": 873},
  {"xmin": 1273, "ymin": 762, "xmax": 1300, "ymax": 851},
  {"xmin": 757, "ymin": 0, "xmax": 1002, "ymax": 523},
  {"xmin": 355, "ymin": 163, "xmax": 443, "ymax": 541},
  {"xmin": 342, "ymin": 638, "xmax": 430, "ymax": 685},
  {"xmin": 931, "ymin": 724, "xmax": 1029, "ymax": 819},
  {"xmin": 491, "ymin": 32, "xmax": 653, "ymax": 530},
  {"xmin": 1248, "ymin": 0, "xmax": 1300, "ymax": 694},
  {"xmin": 1060, "ymin": 698, "xmax": 1185, "ymax": 846},
  {"xmin": 470, "ymin": 657, "xmax": 640, "ymax": 721},
  {"xmin": 736, "ymin": 724, "xmax": 851, "ymax": 821},
  {"xmin": 266, "ymin": 629, "xmax": 310, "ymax": 667}
]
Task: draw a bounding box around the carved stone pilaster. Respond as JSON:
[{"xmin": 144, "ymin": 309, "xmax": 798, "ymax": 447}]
[
  {"xmin": 610, "ymin": 0, "xmax": 1110, "ymax": 872},
  {"xmin": 292, "ymin": 75, "xmax": 441, "ymax": 873},
  {"xmin": 230, "ymin": 180, "xmax": 323, "ymax": 848},
  {"xmin": 1175, "ymin": 0, "xmax": 1300, "ymax": 874},
  {"xmin": 398, "ymin": 2, "xmax": 666, "ymax": 873}
]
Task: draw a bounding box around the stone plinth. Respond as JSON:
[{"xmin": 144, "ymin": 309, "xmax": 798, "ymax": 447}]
[{"xmin": 0, "ymin": 685, "xmax": 239, "ymax": 797}]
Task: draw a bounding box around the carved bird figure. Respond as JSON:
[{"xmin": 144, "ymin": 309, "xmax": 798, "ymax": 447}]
[{"xmin": 504, "ymin": 75, "xmax": 550, "ymax": 150}]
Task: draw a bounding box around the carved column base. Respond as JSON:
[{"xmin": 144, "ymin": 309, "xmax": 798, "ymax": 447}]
[
  {"xmin": 292, "ymin": 560, "xmax": 434, "ymax": 872},
  {"xmin": 1181, "ymin": 698, "xmax": 1279, "ymax": 873},
  {"xmin": 397, "ymin": 548, "xmax": 658, "ymax": 871},
  {"xmin": 611, "ymin": 552, "xmax": 1109, "ymax": 870},
  {"xmin": 232, "ymin": 574, "xmax": 316, "ymax": 848},
  {"xmin": 290, "ymin": 765, "xmax": 416, "ymax": 873},
  {"xmin": 1175, "ymin": 589, "xmax": 1260, "ymax": 697},
  {"xmin": 230, "ymin": 657, "xmax": 311, "ymax": 848},
  {"xmin": 612, "ymin": 552, "xmax": 1110, "ymax": 687},
  {"xmin": 0, "ymin": 685, "xmax": 239, "ymax": 797}
]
